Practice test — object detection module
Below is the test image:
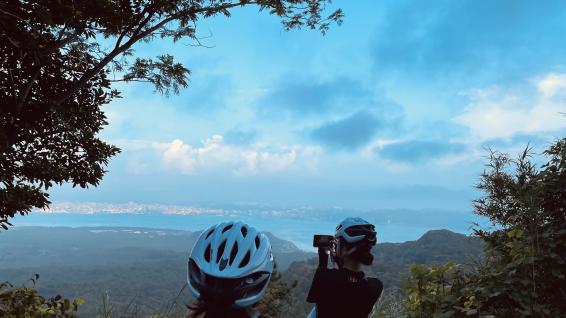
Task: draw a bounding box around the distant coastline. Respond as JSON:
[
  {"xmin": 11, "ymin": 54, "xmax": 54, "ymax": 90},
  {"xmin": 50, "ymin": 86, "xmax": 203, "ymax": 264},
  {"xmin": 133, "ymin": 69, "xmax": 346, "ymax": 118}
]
[{"xmin": 14, "ymin": 208, "xmax": 485, "ymax": 250}]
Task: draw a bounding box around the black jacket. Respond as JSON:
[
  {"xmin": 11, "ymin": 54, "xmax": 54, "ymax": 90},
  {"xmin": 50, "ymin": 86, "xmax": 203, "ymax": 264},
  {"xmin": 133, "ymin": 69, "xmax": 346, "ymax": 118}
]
[{"xmin": 306, "ymin": 251, "xmax": 383, "ymax": 318}]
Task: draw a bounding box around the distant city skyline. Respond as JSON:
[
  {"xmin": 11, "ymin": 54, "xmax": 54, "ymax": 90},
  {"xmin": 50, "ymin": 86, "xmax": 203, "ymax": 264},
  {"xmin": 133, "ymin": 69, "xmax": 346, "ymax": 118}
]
[
  {"xmin": 33, "ymin": 200, "xmax": 475, "ymax": 215},
  {"xmin": 50, "ymin": 0, "xmax": 566, "ymax": 212}
]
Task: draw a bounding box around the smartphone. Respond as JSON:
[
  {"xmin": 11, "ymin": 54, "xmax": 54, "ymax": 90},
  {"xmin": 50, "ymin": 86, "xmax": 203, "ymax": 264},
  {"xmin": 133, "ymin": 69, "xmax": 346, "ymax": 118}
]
[{"xmin": 313, "ymin": 234, "xmax": 334, "ymax": 247}]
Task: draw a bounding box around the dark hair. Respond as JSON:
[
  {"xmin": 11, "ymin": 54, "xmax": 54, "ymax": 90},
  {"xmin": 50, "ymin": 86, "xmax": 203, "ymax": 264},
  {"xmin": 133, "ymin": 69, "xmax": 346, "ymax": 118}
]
[
  {"xmin": 350, "ymin": 244, "xmax": 374, "ymax": 265},
  {"xmin": 186, "ymin": 301, "xmax": 252, "ymax": 318},
  {"xmin": 340, "ymin": 237, "xmax": 374, "ymax": 266}
]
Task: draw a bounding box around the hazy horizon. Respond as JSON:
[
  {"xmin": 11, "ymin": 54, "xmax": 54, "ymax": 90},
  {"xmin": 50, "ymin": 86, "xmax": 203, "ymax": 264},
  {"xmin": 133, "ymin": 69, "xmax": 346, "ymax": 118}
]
[{"xmin": 14, "ymin": 201, "xmax": 487, "ymax": 250}]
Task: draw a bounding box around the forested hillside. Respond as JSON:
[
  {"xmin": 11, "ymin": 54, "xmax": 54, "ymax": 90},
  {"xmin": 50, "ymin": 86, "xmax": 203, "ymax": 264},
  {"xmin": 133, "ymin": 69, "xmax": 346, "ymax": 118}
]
[{"xmin": 0, "ymin": 226, "xmax": 313, "ymax": 317}]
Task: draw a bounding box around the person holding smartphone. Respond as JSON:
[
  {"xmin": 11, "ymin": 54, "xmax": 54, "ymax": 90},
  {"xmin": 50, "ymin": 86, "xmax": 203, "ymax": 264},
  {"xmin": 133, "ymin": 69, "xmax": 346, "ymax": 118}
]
[{"xmin": 307, "ymin": 217, "xmax": 383, "ymax": 318}]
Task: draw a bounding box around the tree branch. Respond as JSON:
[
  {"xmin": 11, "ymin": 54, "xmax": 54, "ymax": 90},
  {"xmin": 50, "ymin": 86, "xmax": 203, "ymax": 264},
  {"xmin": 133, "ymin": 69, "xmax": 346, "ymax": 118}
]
[
  {"xmin": 128, "ymin": 8, "xmax": 157, "ymax": 42},
  {"xmin": 115, "ymin": 23, "xmax": 136, "ymax": 50},
  {"xmin": 0, "ymin": 8, "xmax": 26, "ymax": 22},
  {"xmin": 7, "ymin": 69, "xmax": 17, "ymax": 105},
  {"xmin": 54, "ymin": 1, "xmax": 254, "ymax": 106},
  {"xmin": 108, "ymin": 78, "xmax": 152, "ymax": 83},
  {"xmin": 182, "ymin": 30, "xmax": 215, "ymax": 48},
  {"xmin": 115, "ymin": 7, "xmax": 152, "ymax": 50},
  {"xmin": 16, "ymin": 55, "xmax": 42, "ymax": 113},
  {"xmin": 1, "ymin": 31, "xmax": 22, "ymax": 48},
  {"xmin": 49, "ymin": 34, "xmax": 80, "ymax": 51}
]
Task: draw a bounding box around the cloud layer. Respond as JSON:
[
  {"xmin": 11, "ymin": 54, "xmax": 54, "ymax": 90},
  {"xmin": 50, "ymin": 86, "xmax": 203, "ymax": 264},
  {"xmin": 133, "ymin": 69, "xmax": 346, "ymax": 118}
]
[
  {"xmin": 455, "ymin": 73, "xmax": 566, "ymax": 141},
  {"xmin": 378, "ymin": 140, "xmax": 466, "ymax": 163},
  {"xmin": 152, "ymin": 135, "xmax": 322, "ymax": 176},
  {"xmin": 372, "ymin": 0, "xmax": 566, "ymax": 84},
  {"xmin": 256, "ymin": 77, "xmax": 371, "ymax": 115},
  {"xmin": 311, "ymin": 110, "xmax": 381, "ymax": 150},
  {"xmin": 59, "ymin": 1, "xmax": 566, "ymax": 210}
]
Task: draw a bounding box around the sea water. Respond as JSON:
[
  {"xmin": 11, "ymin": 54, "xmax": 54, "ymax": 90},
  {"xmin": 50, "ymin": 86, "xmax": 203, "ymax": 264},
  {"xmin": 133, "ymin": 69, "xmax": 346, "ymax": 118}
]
[{"xmin": 11, "ymin": 213, "xmax": 482, "ymax": 250}]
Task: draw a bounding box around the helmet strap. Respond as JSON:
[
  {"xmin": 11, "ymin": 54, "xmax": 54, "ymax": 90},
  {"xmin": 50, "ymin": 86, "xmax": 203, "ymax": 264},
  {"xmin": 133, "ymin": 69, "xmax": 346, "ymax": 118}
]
[
  {"xmin": 338, "ymin": 237, "xmax": 359, "ymax": 256},
  {"xmin": 343, "ymin": 245, "xmax": 359, "ymax": 256},
  {"xmin": 335, "ymin": 238, "xmax": 359, "ymax": 268}
]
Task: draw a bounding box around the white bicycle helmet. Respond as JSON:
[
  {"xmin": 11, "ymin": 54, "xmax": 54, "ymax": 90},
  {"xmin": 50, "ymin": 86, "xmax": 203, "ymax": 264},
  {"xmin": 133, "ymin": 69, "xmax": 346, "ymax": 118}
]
[
  {"xmin": 187, "ymin": 221, "xmax": 274, "ymax": 308},
  {"xmin": 335, "ymin": 217, "xmax": 377, "ymax": 245}
]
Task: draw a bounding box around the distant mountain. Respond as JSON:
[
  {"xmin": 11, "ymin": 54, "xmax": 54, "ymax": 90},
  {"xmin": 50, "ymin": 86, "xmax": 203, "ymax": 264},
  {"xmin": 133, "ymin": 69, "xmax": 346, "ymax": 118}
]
[
  {"xmin": 0, "ymin": 226, "xmax": 312, "ymax": 317},
  {"xmin": 373, "ymin": 228, "xmax": 484, "ymax": 285},
  {"xmin": 264, "ymin": 232, "xmax": 316, "ymax": 270},
  {"xmin": 0, "ymin": 226, "xmax": 310, "ymax": 270},
  {"xmin": 283, "ymin": 229, "xmax": 484, "ymax": 317}
]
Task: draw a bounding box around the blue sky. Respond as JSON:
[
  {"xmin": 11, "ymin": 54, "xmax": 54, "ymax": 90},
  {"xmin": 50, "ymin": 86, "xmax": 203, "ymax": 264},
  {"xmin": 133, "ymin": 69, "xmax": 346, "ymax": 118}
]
[{"xmin": 51, "ymin": 0, "xmax": 566, "ymax": 211}]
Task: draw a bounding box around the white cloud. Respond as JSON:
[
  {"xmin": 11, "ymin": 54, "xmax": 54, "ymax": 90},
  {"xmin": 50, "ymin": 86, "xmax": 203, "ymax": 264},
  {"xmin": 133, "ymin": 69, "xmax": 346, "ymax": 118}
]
[
  {"xmin": 232, "ymin": 146, "xmax": 321, "ymax": 176},
  {"xmin": 536, "ymin": 73, "xmax": 566, "ymax": 98},
  {"xmin": 454, "ymin": 74, "xmax": 566, "ymax": 141},
  {"xmin": 361, "ymin": 139, "xmax": 400, "ymax": 157},
  {"xmin": 161, "ymin": 139, "xmax": 197, "ymax": 174},
  {"xmin": 146, "ymin": 135, "xmax": 322, "ymax": 176}
]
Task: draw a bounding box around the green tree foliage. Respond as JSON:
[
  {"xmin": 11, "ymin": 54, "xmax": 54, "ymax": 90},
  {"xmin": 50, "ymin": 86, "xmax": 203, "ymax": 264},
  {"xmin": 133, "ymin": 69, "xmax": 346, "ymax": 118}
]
[
  {"xmin": 403, "ymin": 262, "xmax": 465, "ymax": 318},
  {"xmin": 256, "ymin": 269, "xmax": 297, "ymax": 318},
  {"xmin": 0, "ymin": 8, "xmax": 120, "ymax": 229},
  {"xmin": 0, "ymin": 275, "xmax": 83, "ymax": 318},
  {"xmin": 404, "ymin": 138, "xmax": 566, "ymax": 318},
  {"xmin": 0, "ymin": 0, "xmax": 343, "ymax": 229},
  {"xmin": 370, "ymin": 287, "xmax": 406, "ymax": 318}
]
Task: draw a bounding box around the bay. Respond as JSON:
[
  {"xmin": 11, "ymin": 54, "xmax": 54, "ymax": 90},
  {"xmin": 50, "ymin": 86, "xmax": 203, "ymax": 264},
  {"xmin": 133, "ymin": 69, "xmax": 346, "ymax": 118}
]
[{"xmin": 11, "ymin": 212, "xmax": 482, "ymax": 250}]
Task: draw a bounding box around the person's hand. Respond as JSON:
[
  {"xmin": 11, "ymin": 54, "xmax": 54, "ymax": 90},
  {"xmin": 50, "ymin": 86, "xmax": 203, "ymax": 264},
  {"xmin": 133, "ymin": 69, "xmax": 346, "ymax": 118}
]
[
  {"xmin": 317, "ymin": 239, "xmax": 336, "ymax": 268},
  {"xmin": 317, "ymin": 246, "xmax": 330, "ymax": 256},
  {"xmin": 329, "ymin": 239, "xmax": 337, "ymax": 258}
]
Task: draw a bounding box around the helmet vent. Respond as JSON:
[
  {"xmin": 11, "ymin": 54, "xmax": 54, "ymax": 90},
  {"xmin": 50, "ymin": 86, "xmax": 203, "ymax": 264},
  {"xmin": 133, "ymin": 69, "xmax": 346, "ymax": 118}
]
[
  {"xmin": 229, "ymin": 241, "xmax": 239, "ymax": 265},
  {"xmin": 216, "ymin": 240, "xmax": 227, "ymax": 263},
  {"xmin": 239, "ymin": 250, "xmax": 251, "ymax": 268},
  {"xmin": 241, "ymin": 226, "xmax": 248, "ymax": 237},
  {"xmin": 204, "ymin": 244, "xmax": 212, "ymax": 263},
  {"xmin": 222, "ymin": 224, "xmax": 233, "ymax": 233},
  {"xmin": 205, "ymin": 229, "xmax": 214, "ymax": 239},
  {"xmin": 255, "ymin": 235, "xmax": 260, "ymax": 249}
]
